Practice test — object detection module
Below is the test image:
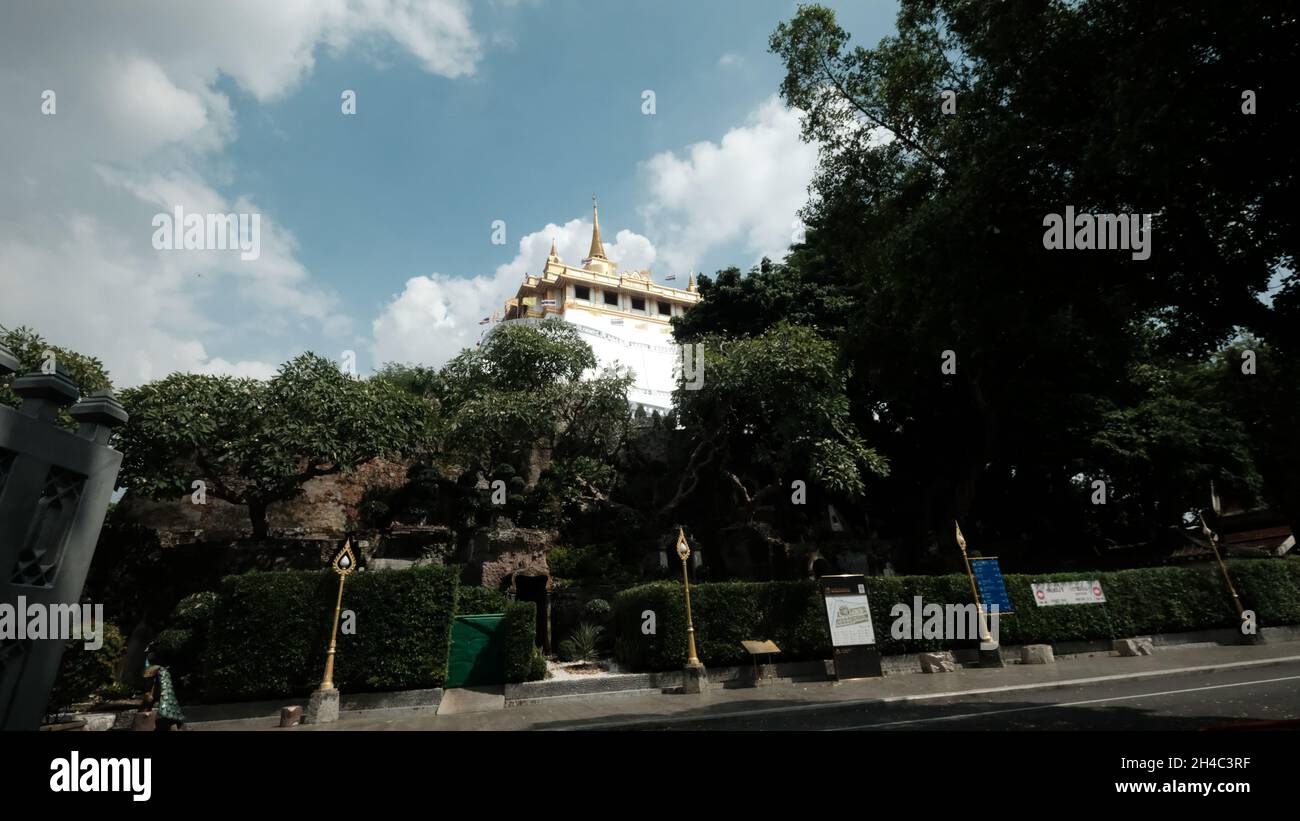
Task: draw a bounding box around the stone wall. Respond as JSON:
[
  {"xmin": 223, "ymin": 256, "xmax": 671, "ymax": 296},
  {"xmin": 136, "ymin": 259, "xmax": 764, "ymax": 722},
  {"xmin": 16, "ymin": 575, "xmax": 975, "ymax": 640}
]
[
  {"xmin": 116, "ymin": 457, "xmax": 408, "ymax": 546},
  {"xmin": 465, "ymin": 519, "xmax": 554, "ymax": 590}
]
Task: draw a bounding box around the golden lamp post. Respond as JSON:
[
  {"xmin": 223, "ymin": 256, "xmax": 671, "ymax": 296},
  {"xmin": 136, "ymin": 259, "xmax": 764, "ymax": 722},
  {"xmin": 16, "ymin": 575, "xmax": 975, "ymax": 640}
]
[
  {"xmin": 955, "ymin": 520, "xmax": 999, "ymax": 662},
  {"xmin": 676, "ymin": 527, "xmax": 702, "ymax": 667},
  {"xmin": 320, "ymin": 538, "xmax": 357, "ymax": 691},
  {"xmin": 1198, "ymin": 513, "xmax": 1249, "ymax": 632}
]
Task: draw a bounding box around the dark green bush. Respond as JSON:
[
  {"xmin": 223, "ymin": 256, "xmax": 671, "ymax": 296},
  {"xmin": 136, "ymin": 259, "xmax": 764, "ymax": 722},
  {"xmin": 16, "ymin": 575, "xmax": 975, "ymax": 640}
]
[
  {"xmin": 150, "ymin": 591, "xmax": 218, "ymax": 696},
  {"xmin": 502, "ymin": 601, "xmax": 544, "ymax": 682},
  {"xmin": 613, "ymin": 560, "xmax": 1300, "ymax": 671},
  {"xmin": 527, "ymin": 649, "xmax": 548, "ymax": 681},
  {"xmin": 47, "ymin": 622, "xmax": 126, "ymax": 714},
  {"xmin": 456, "ymin": 585, "xmax": 510, "ymax": 615},
  {"xmin": 203, "ymin": 564, "xmax": 458, "ymax": 701}
]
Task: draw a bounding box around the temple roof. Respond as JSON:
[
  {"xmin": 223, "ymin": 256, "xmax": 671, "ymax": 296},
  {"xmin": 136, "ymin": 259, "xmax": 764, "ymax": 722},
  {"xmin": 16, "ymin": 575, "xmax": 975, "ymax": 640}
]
[{"xmin": 587, "ymin": 196, "xmax": 607, "ymax": 261}]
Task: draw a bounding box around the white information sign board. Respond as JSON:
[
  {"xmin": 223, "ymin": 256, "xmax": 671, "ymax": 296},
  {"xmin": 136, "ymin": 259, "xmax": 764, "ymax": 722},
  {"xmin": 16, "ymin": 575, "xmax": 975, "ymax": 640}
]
[
  {"xmin": 1031, "ymin": 580, "xmax": 1106, "ymax": 606},
  {"xmin": 824, "ymin": 583, "xmax": 875, "ymax": 646}
]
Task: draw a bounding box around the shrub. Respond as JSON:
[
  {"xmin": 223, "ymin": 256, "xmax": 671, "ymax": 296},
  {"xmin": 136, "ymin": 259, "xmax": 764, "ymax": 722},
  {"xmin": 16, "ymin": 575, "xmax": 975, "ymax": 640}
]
[
  {"xmin": 613, "ymin": 560, "xmax": 1300, "ymax": 671},
  {"xmin": 47, "ymin": 622, "xmax": 127, "ymax": 714},
  {"xmin": 457, "ymin": 585, "xmax": 510, "ymax": 615},
  {"xmin": 527, "ymin": 648, "xmax": 548, "ymax": 681},
  {"xmin": 559, "ymin": 622, "xmax": 604, "ymax": 662},
  {"xmin": 502, "ymin": 601, "xmax": 543, "ymax": 682},
  {"xmin": 584, "ymin": 598, "xmax": 611, "ymax": 618},
  {"xmin": 203, "ymin": 564, "xmax": 458, "ymax": 701},
  {"xmin": 150, "ymin": 591, "xmax": 218, "ymax": 696}
]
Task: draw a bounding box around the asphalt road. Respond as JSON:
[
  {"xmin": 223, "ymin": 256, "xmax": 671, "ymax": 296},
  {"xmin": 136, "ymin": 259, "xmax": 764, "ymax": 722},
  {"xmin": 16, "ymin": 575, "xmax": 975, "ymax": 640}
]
[{"xmin": 591, "ymin": 660, "xmax": 1300, "ymax": 731}]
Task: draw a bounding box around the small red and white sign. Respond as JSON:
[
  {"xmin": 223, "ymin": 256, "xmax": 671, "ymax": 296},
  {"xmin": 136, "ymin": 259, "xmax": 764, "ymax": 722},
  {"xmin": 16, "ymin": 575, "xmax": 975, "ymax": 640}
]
[{"xmin": 1031, "ymin": 580, "xmax": 1106, "ymax": 606}]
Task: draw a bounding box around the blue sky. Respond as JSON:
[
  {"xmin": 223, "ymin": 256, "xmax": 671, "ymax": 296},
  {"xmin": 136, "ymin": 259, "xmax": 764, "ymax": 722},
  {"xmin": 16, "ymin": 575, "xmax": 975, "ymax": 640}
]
[{"xmin": 1, "ymin": 0, "xmax": 898, "ymax": 383}]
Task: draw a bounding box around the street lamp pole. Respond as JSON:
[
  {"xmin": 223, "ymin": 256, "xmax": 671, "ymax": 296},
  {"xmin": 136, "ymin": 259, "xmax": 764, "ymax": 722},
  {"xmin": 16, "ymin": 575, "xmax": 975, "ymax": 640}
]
[
  {"xmin": 305, "ymin": 538, "xmax": 356, "ymax": 724},
  {"xmin": 677, "ymin": 527, "xmax": 701, "ymax": 666},
  {"xmin": 321, "ymin": 539, "xmax": 355, "ymax": 690}
]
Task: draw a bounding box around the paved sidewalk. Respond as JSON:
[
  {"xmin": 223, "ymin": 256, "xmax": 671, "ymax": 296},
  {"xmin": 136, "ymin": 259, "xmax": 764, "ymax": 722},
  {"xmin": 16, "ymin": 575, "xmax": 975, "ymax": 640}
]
[{"xmin": 190, "ymin": 640, "xmax": 1300, "ymax": 731}]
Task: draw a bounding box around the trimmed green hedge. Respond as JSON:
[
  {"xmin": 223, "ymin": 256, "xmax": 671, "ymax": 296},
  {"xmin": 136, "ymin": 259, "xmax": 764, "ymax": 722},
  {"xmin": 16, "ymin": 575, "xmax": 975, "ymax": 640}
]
[
  {"xmin": 204, "ymin": 564, "xmax": 458, "ymax": 701},
  {"xmin": 456, "ymin": 585, "xmax": 510, "ymax": 615},
  {"xmin": 502, "ymin": 601, "xmax": 546, "ymax": 683},
  {"xmin": 613, "ymin": 559, "xmax": 1300, "ymax": 671}
]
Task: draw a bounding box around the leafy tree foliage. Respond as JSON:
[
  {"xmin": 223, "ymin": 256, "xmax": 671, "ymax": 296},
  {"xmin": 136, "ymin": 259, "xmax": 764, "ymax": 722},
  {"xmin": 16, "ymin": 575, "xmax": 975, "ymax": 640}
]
[
  {"xmin": 667, "ymin": 322, "xmax": 887, "ymax": 517},
  {"xmin": 761, "ymin": 1, "xmax": 1299, "ymax": 553},
  {"xmin": 0, "ymin": 326, "xmax": 113, "ymax": 428},
  {"xmin": 437, "ymin": 320, "xmax": 631, "ymax": 476},
  {"xmin": 117, "ymin": 353, "xmax": 432, "ymax": 538}
]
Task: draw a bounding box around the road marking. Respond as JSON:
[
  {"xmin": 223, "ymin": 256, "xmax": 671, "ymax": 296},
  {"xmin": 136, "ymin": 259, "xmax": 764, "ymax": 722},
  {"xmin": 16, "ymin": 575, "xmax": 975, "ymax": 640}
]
[
  {"xmin": 558, "ymin": 654, "xmax": 1300, "ymax": 730},
  {"xmin": 833, "ymin": 673, "xmax": 1300, "ymax": 729}
]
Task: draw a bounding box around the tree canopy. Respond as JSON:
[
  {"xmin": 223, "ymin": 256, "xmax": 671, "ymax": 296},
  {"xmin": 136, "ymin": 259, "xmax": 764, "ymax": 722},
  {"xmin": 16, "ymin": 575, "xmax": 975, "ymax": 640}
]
[
  {"xmin": 117, "ymin": 353, "xmax": 432, "ymax": 537},
  {"xmin": 747, "ymin": 1, "xmax": 1299, "ymax": 556}
]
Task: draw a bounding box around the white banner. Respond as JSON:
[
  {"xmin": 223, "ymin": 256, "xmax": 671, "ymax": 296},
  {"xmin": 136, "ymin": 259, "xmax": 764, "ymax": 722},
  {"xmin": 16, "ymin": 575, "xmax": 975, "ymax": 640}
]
[
  {"xmin": 824, "ymin": 585, "xmax": 875, "ymax": 646},
  {"xmin": 1031, "ymin": 580, "xmax": 1106, "ymax": 606}
]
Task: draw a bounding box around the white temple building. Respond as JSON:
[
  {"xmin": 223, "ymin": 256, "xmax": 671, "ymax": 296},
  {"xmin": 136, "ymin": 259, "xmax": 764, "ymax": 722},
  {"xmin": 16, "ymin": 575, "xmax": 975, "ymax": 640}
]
[{"xmin": 498, "ymin": 199, "xmax": 700, "ymax": 413}]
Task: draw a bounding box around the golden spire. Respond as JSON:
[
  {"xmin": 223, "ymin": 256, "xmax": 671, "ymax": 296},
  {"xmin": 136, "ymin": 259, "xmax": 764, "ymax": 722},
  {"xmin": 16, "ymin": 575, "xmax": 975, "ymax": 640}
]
[
  {"xmin": 588, "ymin": 194, "xmax": 607, "ymax": 260},
  {"xmin": 687, "ymin": 271, "xmax": 697, "ymax": 292},
  {"xmin": 548, "ymin": 236, "xmax": 559, "ymax": 260}
]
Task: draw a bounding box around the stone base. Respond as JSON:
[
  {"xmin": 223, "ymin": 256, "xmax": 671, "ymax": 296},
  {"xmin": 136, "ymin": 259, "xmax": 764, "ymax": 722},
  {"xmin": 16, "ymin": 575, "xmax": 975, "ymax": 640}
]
[
  {"xmin": 1114, "ymin": 637, "xmax": 1154, "ymax": 657},
  {"xmin": 1239, "ymin": 628, "xmax": 1265, "ymax": 646},
  {"xmin": 978, "ymin": 647, "xmax": 1004, "ymax": 668},
  {"xmin": 1021, "ymin": 644, "xmax": 1055, "ymax": 665},
  {"xmin": 130, "ymin": 710, "xmax": 156, "ymax": 732},
  {"xmin": 918, "ymin": 651, "xmax": 956, "ymax": 673},
  {"xmin": 304, "ymin": 688, "xmax": 340, "ymax": 724},
  {"xmin": 681, "ymin": 663, "xmax": 708, "ymax": 694}
]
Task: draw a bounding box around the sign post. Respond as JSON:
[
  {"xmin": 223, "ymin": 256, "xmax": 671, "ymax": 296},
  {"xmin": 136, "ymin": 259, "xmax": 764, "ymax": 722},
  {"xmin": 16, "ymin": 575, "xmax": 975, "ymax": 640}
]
[
  {"xmin": 955, "ymin": 521, "xmax": 1003, "ymax": 667},
  {"xmin": 819, "ymin": 574, "xmax": 882, "ymax": 680},
  {"xmin": 1199, "ymin": 514, "xmax": 1257, "ymax": 643},
  {"xmin": 305, "ymin": 538, "xmax": 355, "ymax": 724}
]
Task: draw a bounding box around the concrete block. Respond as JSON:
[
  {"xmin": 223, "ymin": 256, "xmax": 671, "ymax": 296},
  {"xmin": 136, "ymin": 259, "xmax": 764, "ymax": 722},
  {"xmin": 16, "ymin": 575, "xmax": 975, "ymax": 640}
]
[
  {"xmin": 681, "ymin": 663, "xmax": 709, "ymax": 694},
  {"xmin": 919, "ymin": 651, "xmax": 957, "ymax": 673},
  {"xmin": 1021, "ymin": 644, "xmax": 1055, "ymax": 664},
  {"xmin": 131, "ymin": 710, "xmax": 156, "ymax": 731},
  {"xmin": 78, "ymin": 712, "xmax": 119, "ymax": 732},
  {"xmin": 1114, "ymin": 637, "xmax": 1155, "ymax": 657},
  {"xmin": 304, "ymin": 688, "xmax": 340, "ymax": 724}
]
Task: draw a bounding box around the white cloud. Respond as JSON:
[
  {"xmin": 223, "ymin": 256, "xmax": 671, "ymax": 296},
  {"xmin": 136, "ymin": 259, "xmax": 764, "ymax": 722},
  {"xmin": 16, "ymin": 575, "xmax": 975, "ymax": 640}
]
[
  {"xmin": 0, "ymin": 1, "xmax": 483, "ymax": 387},
  {"xmin": 639, "ymin": 94, "xmax": 819, "ymax": 275},
  {"xmin": 370, "ymin": 218, "xmax": 656, "ymax": 369},
  {"xmin": 718, "ymin": 53, "xmax": 744, "ymax": 69}
]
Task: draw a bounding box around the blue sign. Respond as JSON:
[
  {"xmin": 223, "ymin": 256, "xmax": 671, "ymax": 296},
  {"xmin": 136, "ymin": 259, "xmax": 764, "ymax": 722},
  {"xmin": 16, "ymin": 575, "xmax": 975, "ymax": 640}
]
[{"xmin": 971, "ymin": 557, "xmax": 1013, "ymax": 615}]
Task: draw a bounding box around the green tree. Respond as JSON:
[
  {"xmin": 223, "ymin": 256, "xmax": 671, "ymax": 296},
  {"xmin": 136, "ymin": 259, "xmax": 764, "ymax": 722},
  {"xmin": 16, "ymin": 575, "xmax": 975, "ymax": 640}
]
[
  {"xmin": 438, "ymin": 320, "xmax": 631, "ymax": 476},
  {"xmin": 665, "ymin": 322, "xmax": 887, "ymax": 516},
  {"xmin": 116, "ymin": 353, "xmax": 432, "ymax": 538},
  {"xmin": 0, "ymin": 326, "xmax": 113, "ymax": 427},
  {"xmin": 768, "ymin": 2, "xmax": 1295, "ymax": 550}
]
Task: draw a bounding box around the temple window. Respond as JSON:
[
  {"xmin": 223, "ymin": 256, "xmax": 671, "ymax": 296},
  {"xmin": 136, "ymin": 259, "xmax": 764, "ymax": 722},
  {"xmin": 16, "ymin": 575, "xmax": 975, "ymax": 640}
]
[
  {"xmin": 631, "ymin": 296, "xmax": 646, "ymax": 312},
  {"xmin": 574, "ymin": 284, "xmax": 591, "ymax": 301},
  {"xmin": 657, "ymin": 301, "xmax": 672, "ymax": 316},
  {"xmin": 604, "ymin": 290, "xmax": 619, "ymax": 307}
]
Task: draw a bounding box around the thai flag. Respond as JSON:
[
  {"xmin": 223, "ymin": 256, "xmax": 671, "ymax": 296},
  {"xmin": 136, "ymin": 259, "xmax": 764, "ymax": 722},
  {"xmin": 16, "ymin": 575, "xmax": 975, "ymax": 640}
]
[
  {"xmin": 478, "ymin": 316, "xmax": 490, "ymax": 325},
  {"xmin": 665, "ymin": 274, "xmax": 676, "ymax": 281}
]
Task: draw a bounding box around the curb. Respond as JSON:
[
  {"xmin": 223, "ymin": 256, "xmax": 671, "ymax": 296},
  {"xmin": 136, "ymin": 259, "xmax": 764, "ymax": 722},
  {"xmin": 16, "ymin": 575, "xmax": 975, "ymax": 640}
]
[
  {"xmin": 558, "ymin": 653, "xmax": 1300, "ymax": 731},
  {"xmin": 172, "ymin": 626, "xmax": 1299, "ymax": 726}
]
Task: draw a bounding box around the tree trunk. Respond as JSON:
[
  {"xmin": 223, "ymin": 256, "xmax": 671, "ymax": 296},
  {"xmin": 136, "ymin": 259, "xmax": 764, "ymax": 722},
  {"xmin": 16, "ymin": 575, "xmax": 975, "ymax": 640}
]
[{"xmin": 248, "ymin": 499, "xmax": 270, "ymax": 540}]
